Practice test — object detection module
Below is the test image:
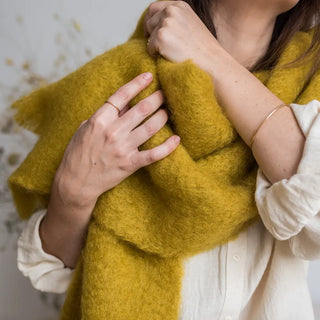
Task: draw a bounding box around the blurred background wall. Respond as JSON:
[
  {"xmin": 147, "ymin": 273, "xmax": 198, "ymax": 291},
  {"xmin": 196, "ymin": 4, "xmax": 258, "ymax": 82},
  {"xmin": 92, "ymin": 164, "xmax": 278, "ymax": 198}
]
[{"xmin": 0, "ymin": 0, "xmax": 319, "ymax": 319}]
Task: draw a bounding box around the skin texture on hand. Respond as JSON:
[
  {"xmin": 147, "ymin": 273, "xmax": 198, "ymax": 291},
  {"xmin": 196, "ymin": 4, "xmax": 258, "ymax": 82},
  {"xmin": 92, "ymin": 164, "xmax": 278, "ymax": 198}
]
[
  {"xmin": 38, "ymin": 72, "xmax": 181, "ymax": 268},
  {"xmin": 143, "ymin": 1, "xmax": 220, "ymax": 74}
]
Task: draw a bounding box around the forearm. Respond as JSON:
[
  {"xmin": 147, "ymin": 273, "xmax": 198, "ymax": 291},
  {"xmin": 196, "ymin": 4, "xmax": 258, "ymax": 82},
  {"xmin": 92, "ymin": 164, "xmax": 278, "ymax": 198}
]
[
  {"xmin": 39, "ymin": 181, "xmax": 96, "ymax": 269},
  {"xmin": 17, "ymin": 209, "xmax": 74, "ymax": 294},
  {"xmin": 205, "ymin": 48, "xmax": 305, "ymax": 184}
]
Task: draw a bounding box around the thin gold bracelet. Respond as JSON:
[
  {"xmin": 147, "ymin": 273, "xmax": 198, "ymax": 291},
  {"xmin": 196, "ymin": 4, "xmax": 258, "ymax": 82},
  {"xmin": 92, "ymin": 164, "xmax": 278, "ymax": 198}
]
[{"xmin": 249, "ymin": 103, "xmax": 290, "ymax": 149}]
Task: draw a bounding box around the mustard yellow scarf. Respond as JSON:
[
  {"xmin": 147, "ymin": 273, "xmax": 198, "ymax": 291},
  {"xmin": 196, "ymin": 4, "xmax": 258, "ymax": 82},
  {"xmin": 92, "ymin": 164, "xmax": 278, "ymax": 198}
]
[{"xmin": 7, "ymin": 2, "xmax": 318, "ymax": 319}]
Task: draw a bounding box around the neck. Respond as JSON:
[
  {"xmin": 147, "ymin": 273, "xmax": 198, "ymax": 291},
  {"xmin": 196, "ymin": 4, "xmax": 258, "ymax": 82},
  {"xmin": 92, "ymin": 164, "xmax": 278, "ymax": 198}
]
[{"xmin": 211, "ymin": 0, "xmax": 277, "ymax": 69}]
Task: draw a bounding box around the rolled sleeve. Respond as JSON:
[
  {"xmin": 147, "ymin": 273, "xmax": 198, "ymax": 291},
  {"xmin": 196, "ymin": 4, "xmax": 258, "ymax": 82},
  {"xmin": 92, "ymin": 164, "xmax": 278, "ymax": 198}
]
[
  {"xmin": 255, "ymin": 99, "xmax": 320, "ymax": 260},
  {"xmin": 17, "ymin": 208, "xmax": 74, "ymax": 293}
]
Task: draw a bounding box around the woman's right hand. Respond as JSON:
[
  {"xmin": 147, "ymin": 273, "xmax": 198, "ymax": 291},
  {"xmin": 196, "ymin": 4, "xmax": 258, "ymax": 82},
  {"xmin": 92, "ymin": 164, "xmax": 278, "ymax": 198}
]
[
  {"xmin": 39, "ymin": 72, "xmax": 180, "ymax": 269},
  {"xmin": 53, "ymin": 71, "xmax": 180, "ymax": 211}
]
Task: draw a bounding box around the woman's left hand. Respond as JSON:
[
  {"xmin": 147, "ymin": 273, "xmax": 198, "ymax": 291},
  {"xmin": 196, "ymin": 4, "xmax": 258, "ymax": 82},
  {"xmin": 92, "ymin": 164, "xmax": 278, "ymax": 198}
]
[{"xmin": 143, "ymin": 0, "xmax": 221, "ymax": 71}]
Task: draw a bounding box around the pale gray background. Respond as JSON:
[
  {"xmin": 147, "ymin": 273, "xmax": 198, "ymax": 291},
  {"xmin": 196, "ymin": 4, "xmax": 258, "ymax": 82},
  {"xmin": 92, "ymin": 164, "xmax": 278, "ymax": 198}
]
[{"xmin": 0, "ymin": 0, "xmax": 319, "ymax": 319}]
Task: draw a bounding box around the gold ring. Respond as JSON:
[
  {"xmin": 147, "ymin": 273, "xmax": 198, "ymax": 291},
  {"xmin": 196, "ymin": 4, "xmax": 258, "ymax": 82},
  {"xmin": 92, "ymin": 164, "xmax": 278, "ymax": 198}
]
[{"xmin": 105, "ymin": 100, "xmax": 121, "ymax": 116}]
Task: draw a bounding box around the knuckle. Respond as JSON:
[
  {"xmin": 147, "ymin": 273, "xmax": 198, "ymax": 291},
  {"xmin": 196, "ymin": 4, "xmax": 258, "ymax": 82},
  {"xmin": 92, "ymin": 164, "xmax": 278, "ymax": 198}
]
[
  {"xmin": 147, "ymin": 151, "xmax": 157, "ymax": 163},
  {"xmin": 164, "ymin": 5, "xmax": 176, "ymax": 15},
  {"xmin": 158, "ymin": 43, "xmax": 166, "ymax": 56},
  {"xmin": 87, "ymin": 117, "xmax": 95, "ymax": 127},
  {"xmin": 78, "ymin": 119, "xmax": 88, "ymax": 128},
  {"xmin": 89, "ymin": 116, "xmax": 106, "ymax": 131},
  {"xmin": 144, "ymin": 122, "xmax": 155, "ymax": 135},
  {"xmin": 105, "ymin": 129, "xmax": 119, "ymax": 144},
  {"xmin": 148, "ymin": 2, "xmax": 157, "ymax": 11},
  {"xmin": 116, "ymin": 87, "xmax": 130, "ymax": 101},
  {"xmin": 162, "ymin": 17, "xmax": 173, "ymax": 28},
  {"xmin": 138, "ymin": 100, "xmax": 152, "ymax": 115},
  {"xmin": 116, "ymin": 155, "xmax": 133, "ymax": 171},
  {"xmin": 117, "ymin": 151, "xmax": 137, "ymax": 172},
  {"xmin": 128, "ymin": 152, "xmax": 140, "ymax": 170},
  {"xmin": 157, "ymin": 27, "xmax": 166, "ymax": 41},
  {"xmin": 118, "ymin": 161, "xmax": 132, "ymax": 172},
  {"xmin": 113, "ymin": 146, "xmax": 127, "ymax": 159},
  {"xmin": 145, "ymin": 19, "xmax": 151, "ymax": 33},
  {"xmin": 177, "ymin": 1, "xmax": 188, "ymax": 8}
]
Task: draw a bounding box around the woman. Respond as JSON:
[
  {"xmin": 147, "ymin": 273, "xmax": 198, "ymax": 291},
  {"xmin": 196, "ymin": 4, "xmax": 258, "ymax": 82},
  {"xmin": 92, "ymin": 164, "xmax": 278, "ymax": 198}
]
[{"xmin": 17, "ymin": 0, "xmax": 320, "ymax": 319}]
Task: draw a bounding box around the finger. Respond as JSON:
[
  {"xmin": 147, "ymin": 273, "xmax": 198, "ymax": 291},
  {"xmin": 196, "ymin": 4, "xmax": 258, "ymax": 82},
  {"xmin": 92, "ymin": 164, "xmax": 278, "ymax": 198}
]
[
  {"xmin": 134, "ymin": 135, "xmax": 180, "ymax": 168},
  {"xmin": 118, "ymin": 90, "xmax": 164, "ymax": 132},
  {"xmin": 144, "ymin": 1, "xmax": 173, "ymax": 36},
  {"xmin": 147, "ymin": 24, "xmax": 163, "ymax": 57},
  {"xmin": 144, "ymin": 9, "xmax": 163, "ymax": 37},
  {"xmin": 128, "ymin": 108, "xmax": 168, "ymax": 149},
  {"xmin": 78, "ymin": 119, "xmax": 88, "ymax": 128},
  {"xmin": 90, "ymin": 72, "xmax": 154, "ymax": 123}
]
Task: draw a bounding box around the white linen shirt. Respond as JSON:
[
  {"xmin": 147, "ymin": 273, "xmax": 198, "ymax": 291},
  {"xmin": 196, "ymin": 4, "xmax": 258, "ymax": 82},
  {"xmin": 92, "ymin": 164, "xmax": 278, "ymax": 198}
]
[{"xmin": 17, "ymin": 100, "xmax": 320, "ymax": 320}]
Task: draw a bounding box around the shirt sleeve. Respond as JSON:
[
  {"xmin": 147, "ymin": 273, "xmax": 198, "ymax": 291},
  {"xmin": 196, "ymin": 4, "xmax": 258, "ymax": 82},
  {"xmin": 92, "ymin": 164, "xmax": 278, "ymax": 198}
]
[
  {"xmin": 17, "ymin": 208, "xmax": 74, "ymax": 293},
  {"xmin": 255, "ymin": 99, "xmax": 320, "ymax": 260}
]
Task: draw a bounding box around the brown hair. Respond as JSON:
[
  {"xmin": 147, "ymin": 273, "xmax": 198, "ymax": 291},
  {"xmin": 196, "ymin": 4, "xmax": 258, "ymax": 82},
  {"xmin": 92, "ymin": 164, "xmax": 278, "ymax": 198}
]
[{"xmin": 182, "ymin": 0, "xmax": 320, "ymax": 76}]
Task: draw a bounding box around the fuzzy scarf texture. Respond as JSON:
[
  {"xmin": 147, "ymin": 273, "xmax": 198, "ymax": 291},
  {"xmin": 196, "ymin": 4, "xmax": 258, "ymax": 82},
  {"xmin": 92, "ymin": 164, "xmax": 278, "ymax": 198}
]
[{"xmin": 7, "ymin": 1, "xmax": 320, "ymax": 319}]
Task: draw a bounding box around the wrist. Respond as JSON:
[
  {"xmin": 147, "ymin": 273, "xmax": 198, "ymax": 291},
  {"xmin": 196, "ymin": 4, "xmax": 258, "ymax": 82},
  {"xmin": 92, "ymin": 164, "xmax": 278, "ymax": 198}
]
[
  {"xmin": 47, "ymin": 186, "xmax": 95, "ymax": 230},
  {"xmin": 39, "ymin": 213, "xmax": 87, "ymax": 268},
  {"xmin": 52, "ymin": 171, "xmax": 97, "ymax": 211},
  {"xmin": 203, "ymin": 43, "xmax": 235, "ymax": 81},
  {"xmin": 40, "ymin": 201, "xmax": 92, "ymax": 268}
]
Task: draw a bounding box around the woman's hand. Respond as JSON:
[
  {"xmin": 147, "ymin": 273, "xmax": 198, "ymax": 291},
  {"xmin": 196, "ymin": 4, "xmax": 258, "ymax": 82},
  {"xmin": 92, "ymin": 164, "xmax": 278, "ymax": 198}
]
[
  {"xmin": 143, "ymin": 0, "xmax": 221, "ymax": 72},
  {"xmin": 53, "ymin": 72, "xmax": 180, "ymax": 211},
  {"xmin": 40, "ymin": 72, "xmax": 180, "ymax": 268}
]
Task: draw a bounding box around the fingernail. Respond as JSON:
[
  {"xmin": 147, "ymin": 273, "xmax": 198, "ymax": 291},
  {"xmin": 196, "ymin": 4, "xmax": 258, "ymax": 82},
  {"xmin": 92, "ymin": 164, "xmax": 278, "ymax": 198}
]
[
  {"xmin": 143, "ymin": 72, "xmax": 152, "ymax": 80},
  {"xmin": 174, "ymin": 136, "xmax": 180, "ymax": 143}
]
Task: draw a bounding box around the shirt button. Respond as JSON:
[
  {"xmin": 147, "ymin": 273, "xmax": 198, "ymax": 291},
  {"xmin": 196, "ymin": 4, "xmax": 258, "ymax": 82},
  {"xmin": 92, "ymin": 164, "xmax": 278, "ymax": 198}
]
[
  {"xmin": 233, "ymin": 254, "xmax": 240, "ymax": 262},
  {"xmin": 225, "ymin": 316, "xmax": 232, "ymax": 320}
]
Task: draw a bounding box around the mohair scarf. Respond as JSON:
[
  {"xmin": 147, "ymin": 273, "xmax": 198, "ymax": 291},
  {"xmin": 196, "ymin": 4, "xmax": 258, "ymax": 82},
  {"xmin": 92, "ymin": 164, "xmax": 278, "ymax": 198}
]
[{"xmin": 7, "ymin": 1, "xmax": 319, "ymax": 319}]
